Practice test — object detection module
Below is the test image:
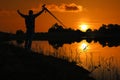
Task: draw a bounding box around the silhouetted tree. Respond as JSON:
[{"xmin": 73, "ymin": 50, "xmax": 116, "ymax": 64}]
[
  {"xmin": 48, "ymin": 23, "xmax": 64, "ymax": 32},
  {"xmin": 86, "ymin": 28, "xmax": 92, "ymax": 33},
  {"xmin": 16, "ymin": 30, "xmax": 24, "ymax": 37},
  {"xmin": 98, "ymin": 24, "xmax": 107, "ymax": 33},
  {"xmin": 16, "ymin": 30, "xmax": 24, "ymax": 44}
]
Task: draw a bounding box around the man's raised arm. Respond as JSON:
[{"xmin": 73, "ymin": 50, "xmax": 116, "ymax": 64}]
[
  {"xmin": 17, "ymin": 10, "xmax": 26, "ymax": 18},
  {"xmin": 34, "ymin": 7, "xmax": 45, "ymax": 17}
]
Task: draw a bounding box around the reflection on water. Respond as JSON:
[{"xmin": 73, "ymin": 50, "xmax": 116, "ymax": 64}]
[
  {"xmin": 14, "ymin": 39, "xmax": 120, "ymax": 80},
  {"xmin": 79, "ymin": 41, "xmax": 89, "ymax": 51}
]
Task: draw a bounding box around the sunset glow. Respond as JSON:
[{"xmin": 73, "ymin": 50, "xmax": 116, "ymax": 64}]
[
  {"xmin": 0, "ymin": 0, "xmax": 120, "ymax": 33},
  {"xmin": 79, "ymin": 24, "xmax": 89, "ymax": 32}
]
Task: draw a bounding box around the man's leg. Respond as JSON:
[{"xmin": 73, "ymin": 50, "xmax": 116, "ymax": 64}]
[
  {"xmin": 27, "ymin": 32, "xmax": 33, "ymax": 50},
  {"xmin": 28, "ymin": 38, "xmax": 32, "ymax": 50},
  {"xmin": 25, "ymin": 37, "xmax": 29, "ymax": 49},
  {"xmin": 25, "ymin": 32, "xmax": 30, "ymax": 49}
]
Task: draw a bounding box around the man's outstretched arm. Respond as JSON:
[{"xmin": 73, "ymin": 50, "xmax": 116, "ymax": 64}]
[
  {"xmin": 34, "ymin": 8, "xmax": 45, "ymax": 17},
  {"xmin": 17, "ymin": 10, "xmax": 26, "ymax": 18}
]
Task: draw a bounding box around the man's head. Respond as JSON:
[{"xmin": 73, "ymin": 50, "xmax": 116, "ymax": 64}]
[{"xmin": 29, "ymin": 10, "xmax": 33, "ymax": 15}]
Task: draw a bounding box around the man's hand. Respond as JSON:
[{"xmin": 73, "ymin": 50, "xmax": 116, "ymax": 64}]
[{"xmin": 42, "ymin": 4, "xmax": 46, "ymax": 10}]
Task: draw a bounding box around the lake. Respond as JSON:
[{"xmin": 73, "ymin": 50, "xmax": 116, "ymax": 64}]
[{"xmin": 14, "ymin": 39, "xmax": 120, "ymax": 80}]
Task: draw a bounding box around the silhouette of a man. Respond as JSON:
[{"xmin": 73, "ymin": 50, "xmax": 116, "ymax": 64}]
[{"xmin": 17, "ymin": 7, "xmax": 44, "ymax": 50}]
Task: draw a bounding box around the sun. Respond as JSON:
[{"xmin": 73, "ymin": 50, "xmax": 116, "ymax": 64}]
[{"xmin": 79, "ymin": 24, "xmax": 88, "ymax": 32}]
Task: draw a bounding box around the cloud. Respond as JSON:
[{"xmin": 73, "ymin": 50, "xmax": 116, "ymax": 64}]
[{"xmin": 32, "ymin": 3, "xmax": 83, "ymax": 12}]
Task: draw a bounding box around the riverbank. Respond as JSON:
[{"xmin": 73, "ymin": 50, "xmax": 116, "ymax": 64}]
[{"xmin": 0, "ymin": 42, "xmax": 95, "ymax": 80}]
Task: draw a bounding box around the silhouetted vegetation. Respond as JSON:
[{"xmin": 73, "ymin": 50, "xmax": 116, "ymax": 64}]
[
  {"xmin": 47, "ymin": 23, "xmax": 120, "ymax": 48},
  {"xmin": 0, "ymin": 31, "xmax": 15, "ymax": 42},
  {"xmin": 16, "ymin": 30, "xmax": 25, "ymax": 44},
  {"xmin": 85, "ymin": 24, "xmax": 120, "ymax": 38},
  {"xmin": 47, "ymin": 23, "xmax": 85, "ymax": 40},
  {"xmin": 1, "ymin": 23, "xmax": 120, "ymax": 48},
  {"xmin": 85, "ymin": 24, "xmax": 120, "ymax": 47}
]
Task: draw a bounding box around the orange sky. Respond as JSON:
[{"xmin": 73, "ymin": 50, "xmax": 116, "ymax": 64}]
[{"xmin": 0, "ymin": 0, "xmax": 120, "ymax": 33}]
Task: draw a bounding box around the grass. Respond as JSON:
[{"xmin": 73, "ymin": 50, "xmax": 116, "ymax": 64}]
[
  {"xmin": 0, "ymin": 42, "xmax": 95, "ymax": 80},
  {"xmin": 82, "ymin": 53, "xmax": 120, "ymax": 80},
  {"xmin": 38, "ymin": 45, "xmax": 120, "ymax": 80}
]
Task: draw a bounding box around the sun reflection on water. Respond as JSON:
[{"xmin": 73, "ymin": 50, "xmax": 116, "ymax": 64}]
[{"xmin": 79, "ymin": 40, "xmax": 89, "ymax": 52}]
